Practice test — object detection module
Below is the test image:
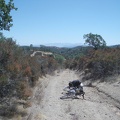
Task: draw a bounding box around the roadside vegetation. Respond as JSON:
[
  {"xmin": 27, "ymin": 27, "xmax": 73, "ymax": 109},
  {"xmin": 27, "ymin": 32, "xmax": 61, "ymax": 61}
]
[
  {"xmin": 67, "ymin": 47, "xmax": 120, "ymax": 80},
  {"xmin": 0, "ymin": 32, "xmax": 59, "ymax": 118}
]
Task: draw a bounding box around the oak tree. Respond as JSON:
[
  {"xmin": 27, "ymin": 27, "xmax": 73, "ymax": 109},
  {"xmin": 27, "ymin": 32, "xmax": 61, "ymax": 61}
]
[
  {"xmin": 84, "ymin": 33, "xmax": 106, "ymax": 50},
  {"xmin": 0, "ymin": 0, "xmax": 17, "ymax": 31}
]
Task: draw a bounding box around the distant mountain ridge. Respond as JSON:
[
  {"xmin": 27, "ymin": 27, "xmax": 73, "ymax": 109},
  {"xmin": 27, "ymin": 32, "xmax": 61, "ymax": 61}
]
[{"xmin": 41, "ymin": 43, "xmax": 84, "ymax": 48}]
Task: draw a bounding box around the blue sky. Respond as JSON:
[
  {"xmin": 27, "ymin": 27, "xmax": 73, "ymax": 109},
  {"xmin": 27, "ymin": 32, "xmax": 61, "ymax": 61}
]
[{"xmin": 2, "ymin": 0, "xmax": 120, "ymax": 46}]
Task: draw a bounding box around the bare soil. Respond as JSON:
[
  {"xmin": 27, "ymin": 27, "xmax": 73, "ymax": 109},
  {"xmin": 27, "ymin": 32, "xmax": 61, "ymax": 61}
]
[{"xmin": 24, "ymin": 69, "xmax": 120, "ymax": 120}]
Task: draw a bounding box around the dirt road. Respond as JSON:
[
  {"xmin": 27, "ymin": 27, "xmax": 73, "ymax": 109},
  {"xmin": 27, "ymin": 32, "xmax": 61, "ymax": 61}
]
[{"xmin": 27, "ymin": 69, "xmax": 120, "ymax": 120}]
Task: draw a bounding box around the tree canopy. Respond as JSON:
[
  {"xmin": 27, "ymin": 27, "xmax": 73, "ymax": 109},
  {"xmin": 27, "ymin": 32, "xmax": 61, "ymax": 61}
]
[
  {"xmin": 84, "ymin": 33, "xmax": 106, "ymax": 50},
  {"xmin": 0, "ymin": 0, "xmax": 17, "ymax": 31}
]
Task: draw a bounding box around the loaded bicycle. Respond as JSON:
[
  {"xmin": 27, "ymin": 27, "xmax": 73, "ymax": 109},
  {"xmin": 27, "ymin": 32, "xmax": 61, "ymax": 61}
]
[{"xmin": 60, "ymin": 80, "xmax": 85, "ymax": 99}]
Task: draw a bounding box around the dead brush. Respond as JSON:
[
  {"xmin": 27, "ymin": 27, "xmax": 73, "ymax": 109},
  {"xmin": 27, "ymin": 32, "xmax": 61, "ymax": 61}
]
[{"xmin": 17, "ymin": 81, "xmax": 32, "ymax": 100}]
